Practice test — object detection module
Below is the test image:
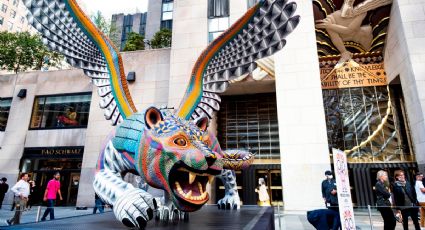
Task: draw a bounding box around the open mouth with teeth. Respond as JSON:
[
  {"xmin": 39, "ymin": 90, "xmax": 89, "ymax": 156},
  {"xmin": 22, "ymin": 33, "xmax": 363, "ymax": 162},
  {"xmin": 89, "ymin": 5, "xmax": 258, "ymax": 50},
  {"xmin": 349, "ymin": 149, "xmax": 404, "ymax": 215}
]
[{"xmin": 168, "ymin": 164, "xmax": 218, "ymax": 211}]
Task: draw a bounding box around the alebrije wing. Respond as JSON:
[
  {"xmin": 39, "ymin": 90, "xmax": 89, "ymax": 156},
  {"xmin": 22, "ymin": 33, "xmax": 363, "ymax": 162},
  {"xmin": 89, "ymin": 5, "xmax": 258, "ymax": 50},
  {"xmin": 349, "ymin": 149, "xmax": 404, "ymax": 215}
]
[
  {"xmin": 176, "ymin": 0, "xmax": 300, "ymax": 121},
  {"xmin": 24, "ymin": 0, "xmax": 137, "ymax": 125}
]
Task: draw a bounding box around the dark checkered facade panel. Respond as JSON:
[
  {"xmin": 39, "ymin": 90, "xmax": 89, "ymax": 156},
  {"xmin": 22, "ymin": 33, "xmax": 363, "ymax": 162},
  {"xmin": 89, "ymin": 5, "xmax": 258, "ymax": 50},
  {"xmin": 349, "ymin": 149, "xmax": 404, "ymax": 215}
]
[
  {"xmin": 24, "ymin": 0, "xmax": 107, "ymax": 77},
  {"xmin": 24, "ymin": 0, "xmax": 125, "ymax": 125}
]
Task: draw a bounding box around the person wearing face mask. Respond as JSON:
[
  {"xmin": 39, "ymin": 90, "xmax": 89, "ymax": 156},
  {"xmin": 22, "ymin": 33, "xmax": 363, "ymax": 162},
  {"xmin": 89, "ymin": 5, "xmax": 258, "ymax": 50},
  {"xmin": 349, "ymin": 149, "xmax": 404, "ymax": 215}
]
[
  {"xmin": 321, "ymin": 170, "xmax": 335, "ymax": 204},
  {"xmin": 393, "ymin": 169, "xmax": 420, "ymax": 230}
]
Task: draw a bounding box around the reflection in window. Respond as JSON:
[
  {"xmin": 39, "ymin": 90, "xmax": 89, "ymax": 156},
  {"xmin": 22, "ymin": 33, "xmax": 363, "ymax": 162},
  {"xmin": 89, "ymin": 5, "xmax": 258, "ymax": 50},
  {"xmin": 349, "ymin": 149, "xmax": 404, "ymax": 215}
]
[
  {"xmin": 217, "ymin": 93, "xmax": 280, "ymax": 159},
  {"xmin": 322, "ymin": 85, "xmax": 413, "ymax": 162},
  {"xmin": 247, "ymin": 0, "xmax": 260, "ymax": 8},
  {"xmin": 0, "ymin": 98, "xmax": 12, "ymax": 132},
  {"xmin": 30, "ymin": 93, "xmax": 91, "ymax": 129},
  {"xmin": 208, "ymin": 17, "xmax": 229, "ymax": 43},
  {"xmin": 1, "ymin": 4, "xmax": 7, "ymax": 13},
  {"xmin": 208, "ymin": 0, "xmax": 229, "ymax": 18},
  {"xmin": 161, "ymin": 0, "xmax": 173, "ymax": 30},
  {"xmin": 207, "ymin": 0, "xmax": 229, "ymax": 43}
]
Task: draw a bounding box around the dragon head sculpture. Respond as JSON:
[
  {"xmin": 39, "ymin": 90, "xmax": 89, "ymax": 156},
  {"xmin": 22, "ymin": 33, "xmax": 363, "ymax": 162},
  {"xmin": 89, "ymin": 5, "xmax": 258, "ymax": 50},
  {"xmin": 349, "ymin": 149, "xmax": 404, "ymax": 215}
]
[{"xmin": 133, "ymin": 107, "xmax": 254, "ymax": 212}]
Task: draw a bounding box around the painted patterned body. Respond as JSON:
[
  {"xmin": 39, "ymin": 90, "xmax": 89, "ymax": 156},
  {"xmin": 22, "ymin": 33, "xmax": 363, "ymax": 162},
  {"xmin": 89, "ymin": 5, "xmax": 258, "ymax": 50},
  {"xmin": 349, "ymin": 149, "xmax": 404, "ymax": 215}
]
[{"xmin": 94, "ymin": 108, "xmax": 253, "ymax": 217}]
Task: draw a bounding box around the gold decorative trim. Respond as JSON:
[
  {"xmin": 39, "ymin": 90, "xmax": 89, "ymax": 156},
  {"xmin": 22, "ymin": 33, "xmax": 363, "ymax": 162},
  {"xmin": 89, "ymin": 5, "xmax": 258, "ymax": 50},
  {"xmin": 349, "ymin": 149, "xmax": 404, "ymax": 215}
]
[
  {"xmin": 325, "ymin": 0, "xmax": 336, "ymax": 11},
  {"xmin": 370, "ymin": 41, "xmax": 385, "ymax": 51},
  {"xmin": 313, "ymin": 0, "xmax": 329, "ymax": 16},
  {"xmin": 344, "ymin": 41, "xmax": 366, "ymax": 53},
  {"xmin": 317, "ymin": 41, "xmax": 339, "ymax": 53},
  {"xmin": 371, "ymin": 32, "xmax": 387, "ymax": 46},
  {"xmin": 344, "ymin": 85, "xmax": 392, "ymax": 154},
  {"xmin": 372, "ymin": 17, "xmax": 390, "ymax": 32}
]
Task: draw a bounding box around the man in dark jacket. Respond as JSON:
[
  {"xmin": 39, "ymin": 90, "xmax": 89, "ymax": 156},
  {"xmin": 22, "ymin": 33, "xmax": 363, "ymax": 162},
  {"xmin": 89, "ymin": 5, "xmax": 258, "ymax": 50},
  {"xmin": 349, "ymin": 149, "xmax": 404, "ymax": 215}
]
[
  {"xmin": 323, "ymin": 171, "xmax": 340, "ymax": 229},
  {"xmin": 0, "ymin": 177, "xmax": 9, "ymax": 209},
  {"xmin": 393, "ymin": 169, "xmax": 420, "ymax": 230},
  {"xmin": 322, "ymin": 170, "xmax": 335, "ymax": 203}
]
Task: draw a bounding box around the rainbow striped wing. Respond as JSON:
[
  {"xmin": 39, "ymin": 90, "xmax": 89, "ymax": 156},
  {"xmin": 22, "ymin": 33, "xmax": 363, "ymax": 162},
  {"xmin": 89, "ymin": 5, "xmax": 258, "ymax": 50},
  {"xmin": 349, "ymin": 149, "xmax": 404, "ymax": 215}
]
[
  {"xmin": 177, "ymin": 0, "xmax": 299, "ymax": 121},
  {"xmin": 24, "ymin": 0, "xmax": 137, "ymax": 125}
]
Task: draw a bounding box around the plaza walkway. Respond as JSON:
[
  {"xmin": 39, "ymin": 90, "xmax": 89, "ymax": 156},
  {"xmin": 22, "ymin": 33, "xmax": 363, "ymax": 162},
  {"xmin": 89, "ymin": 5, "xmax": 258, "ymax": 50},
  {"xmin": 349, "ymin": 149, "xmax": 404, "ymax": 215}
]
[{"xmin": 0, "ymin": 204, "xmax": 420, "ymax": 229}]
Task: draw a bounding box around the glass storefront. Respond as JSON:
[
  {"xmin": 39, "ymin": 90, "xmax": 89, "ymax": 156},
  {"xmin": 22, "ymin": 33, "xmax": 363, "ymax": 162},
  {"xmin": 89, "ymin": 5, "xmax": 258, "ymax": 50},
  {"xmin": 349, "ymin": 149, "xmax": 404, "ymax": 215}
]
[
  {"xmin": 0, "ymin": 97, "xmax": 12, "ymax": 131},
  {"xmin": 20, "ymin": 147, "xmax": 84, "ymax": 206},
  {"xmin": 29, "ymin": 93, "xmax": 91, "ymax": 129}
]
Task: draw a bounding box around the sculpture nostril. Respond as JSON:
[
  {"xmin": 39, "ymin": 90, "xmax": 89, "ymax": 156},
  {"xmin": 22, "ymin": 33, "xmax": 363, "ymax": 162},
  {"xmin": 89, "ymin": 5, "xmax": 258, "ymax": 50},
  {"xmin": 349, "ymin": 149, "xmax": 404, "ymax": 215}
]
[{"xmin": 205, "ymin": 154, "xmax": 216, "ymax": 166}]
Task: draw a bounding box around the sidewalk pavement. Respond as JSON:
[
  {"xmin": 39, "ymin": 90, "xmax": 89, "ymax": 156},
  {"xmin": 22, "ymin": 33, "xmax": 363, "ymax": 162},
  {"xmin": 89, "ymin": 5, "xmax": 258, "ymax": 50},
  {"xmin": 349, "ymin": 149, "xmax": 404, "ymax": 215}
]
[
  {"xmin": 275, "ymin": 208, "xmax": 417, "ymax": 230},
  {"xmin": 0, "ymin": 205, "xmax": 421, "ymax": 229},
  {"xmin": 0, "ymin": 204, "xmax": 111, "ymax": 227}
]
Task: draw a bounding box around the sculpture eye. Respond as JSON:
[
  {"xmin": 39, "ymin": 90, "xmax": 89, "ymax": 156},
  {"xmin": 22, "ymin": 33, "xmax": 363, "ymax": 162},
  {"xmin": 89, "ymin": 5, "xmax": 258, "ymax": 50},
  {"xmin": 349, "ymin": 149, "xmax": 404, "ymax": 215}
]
[{"xmin": 174, "ymin": 137, "xmax": 187, "ymax": 147}]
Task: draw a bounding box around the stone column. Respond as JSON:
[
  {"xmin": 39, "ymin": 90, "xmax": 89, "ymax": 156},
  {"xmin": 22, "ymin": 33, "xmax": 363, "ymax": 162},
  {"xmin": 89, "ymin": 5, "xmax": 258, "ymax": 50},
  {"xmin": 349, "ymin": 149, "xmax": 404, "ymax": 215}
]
[
  {"xmin": 167, "ymin": 0, "xmax": 208, "ymax": 109},
  {"xmin": 384, "ymin": 0, "xmax": 425, "ymax": 171},
  {"xmin": 0, "ymin": 73, "xmax": 38, "ymax": 206},
  {"xmin": 274, "ymin": 0, "xmax": 331, "ymax": 211},
  {"xmin": 145, "ymin": 0, "xmax": 163, "ymax": 41}
]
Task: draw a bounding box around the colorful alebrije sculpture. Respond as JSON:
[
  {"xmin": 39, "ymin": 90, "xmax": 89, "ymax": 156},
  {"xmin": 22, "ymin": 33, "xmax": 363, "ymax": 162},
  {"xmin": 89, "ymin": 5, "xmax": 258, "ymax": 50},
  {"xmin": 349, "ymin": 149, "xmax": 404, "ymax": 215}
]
[{"xmin": 24, "ymin": 0, "xmax": 299, "ymax": 228}]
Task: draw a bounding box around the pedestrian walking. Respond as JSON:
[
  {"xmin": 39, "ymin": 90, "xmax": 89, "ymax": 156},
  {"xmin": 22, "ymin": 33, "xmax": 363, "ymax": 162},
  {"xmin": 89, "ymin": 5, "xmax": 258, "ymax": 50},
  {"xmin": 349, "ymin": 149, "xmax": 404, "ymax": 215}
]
[
  {"xmin": 322, "ymin": 170, "xmax": 335, "ymax": 203},
  {"xmin": 26, "ymin": 180, "xmax": 36, "ymax": 210},
  {"xmin": 6, "ymin": 173, "xmax": 30, "ymax": 225},
  {"xmin": 393, "ymin": 169, "xmax": 420, "ymax": 230},
  {"xmin": 375, "ymin": 170, "xmax": 396, "ymax": 230},
  {"xmin": 0, "ymin": 177, "xmax": 9, "ymax": 209},
  {"xmin": 93, "ymin": 193, "xmax": 105, "ymax": 214},
  {"xmin": 41, "ymin": 172, "xmax": 63, "ymax": 221},
  {"xmin": 414, "ymin": 172, "xmax": 425, "ymax": 229}
]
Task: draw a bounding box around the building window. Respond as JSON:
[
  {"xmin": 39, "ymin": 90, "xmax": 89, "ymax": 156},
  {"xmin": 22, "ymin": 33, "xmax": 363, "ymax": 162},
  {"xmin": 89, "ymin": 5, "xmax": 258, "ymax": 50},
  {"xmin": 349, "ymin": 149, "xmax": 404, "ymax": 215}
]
[
  {"xmin": 1, "ymin": 4, "xmax": 7, "ymax": 13},
  {"xmin": 207, "ymin": 0, "xmax": 229, "ymax": 43},
  {"xmin": 139, "ymin": 13, "xmax": 147, "ymax": 36},
  {"xmin": 10, "ymin": 10, "xmax": 16, "ymax": 19},
  {"xmin": 0, "ymin": 16, "xmax": 4, "ymax": 26},
  {"xmin": 7, "ymin": 21, "xmax": 13, "ymax": 30},
  {"xmin": 247, "ymin": 0, "xmax": 260, "ymax": 8},
  {"xmin": 12, "ymin": 0, "xmax": 18, "ymax": 6},
  {"xmin": 208, "ymin": 17, "xmax": 229, "ymax": 42},
  {"xmin": 161, "ymin": 0, "xmax": 173, "ymax": 30},
  {"xmin": 208, "ymin": 0, "xmax": 229, "ymax": 18},
  {"xmin": 30, "ymin": 93, "xmax": 92, "ymax": 129},
  {"xmin": 217, "ymin": 93, "xmax": 280, "ymax": 159},
  {"xmin": 20, "ymin": 16, "xmax": 24, "ymax": 23},
  {"xmin": 0, "ymin": 98, "xmax": 12, "ymax": 132},
  {"xmin": 120, "ymin": 14, "xmax": 134, "ymax": 50}
]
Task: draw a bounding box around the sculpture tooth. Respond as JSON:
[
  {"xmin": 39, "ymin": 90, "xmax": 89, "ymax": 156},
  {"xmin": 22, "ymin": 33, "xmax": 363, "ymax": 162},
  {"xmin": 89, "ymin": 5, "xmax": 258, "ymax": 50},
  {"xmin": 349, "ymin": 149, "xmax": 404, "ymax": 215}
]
[
  {"xmin": 208, "ymin": 175, "xmax": 215, "ymax": 184},
  {"xmin": 185, "ymin": 190, "xmax": 192, "ymax": 199},
  {"xmin": 201, "ymin": 191, "xmax": 207, "ymax": 199},
  {"xmin": 198, "ymin": 182, "xmax": 203, "ymax": 194},
  {"xmin": 189, "ymin": 172, "xmax": 196, "ymax": 184}
]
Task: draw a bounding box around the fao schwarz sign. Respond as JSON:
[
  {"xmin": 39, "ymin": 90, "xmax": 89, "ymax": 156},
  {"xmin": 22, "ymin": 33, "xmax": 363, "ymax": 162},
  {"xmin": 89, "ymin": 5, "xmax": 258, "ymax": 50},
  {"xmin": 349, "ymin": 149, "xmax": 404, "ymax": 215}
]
[
  {"xmin": 24, "ymin": 147, "xmax": 84, "ymax": 159},
  {"xmin": 321, "ymin": 62, "xmax": 387, "ymax": 90}
]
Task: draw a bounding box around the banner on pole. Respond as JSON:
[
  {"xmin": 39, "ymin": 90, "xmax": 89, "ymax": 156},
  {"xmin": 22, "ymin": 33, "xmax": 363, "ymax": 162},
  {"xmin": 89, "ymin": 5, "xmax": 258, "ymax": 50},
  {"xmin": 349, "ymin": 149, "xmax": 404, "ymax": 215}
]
[{"xmin": 332, "ymin": 148, "xmax": 356, "ymax": 230}]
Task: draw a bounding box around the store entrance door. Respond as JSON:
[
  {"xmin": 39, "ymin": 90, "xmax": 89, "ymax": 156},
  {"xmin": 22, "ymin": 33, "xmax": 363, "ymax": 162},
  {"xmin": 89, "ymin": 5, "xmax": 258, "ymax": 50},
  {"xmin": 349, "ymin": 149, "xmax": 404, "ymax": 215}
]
[
  {"xmin": 32, "ymin": 171, "xmax": 80, "ymax": 206},
  {"xmin": 255, "ymin": 169, "xmax": 283, "ymax": 206}
]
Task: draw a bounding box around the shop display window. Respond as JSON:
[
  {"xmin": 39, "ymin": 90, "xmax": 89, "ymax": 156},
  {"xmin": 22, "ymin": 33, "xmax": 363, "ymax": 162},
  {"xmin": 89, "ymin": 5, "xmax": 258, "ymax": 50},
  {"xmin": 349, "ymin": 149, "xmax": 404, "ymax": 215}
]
[
  {"xmin": 29, "ymin": 93, "xmax": 91, "ymax": 129},
  {"xmin": 0, "ymin": 98, "xmax": 12, "ymax": 132}
]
